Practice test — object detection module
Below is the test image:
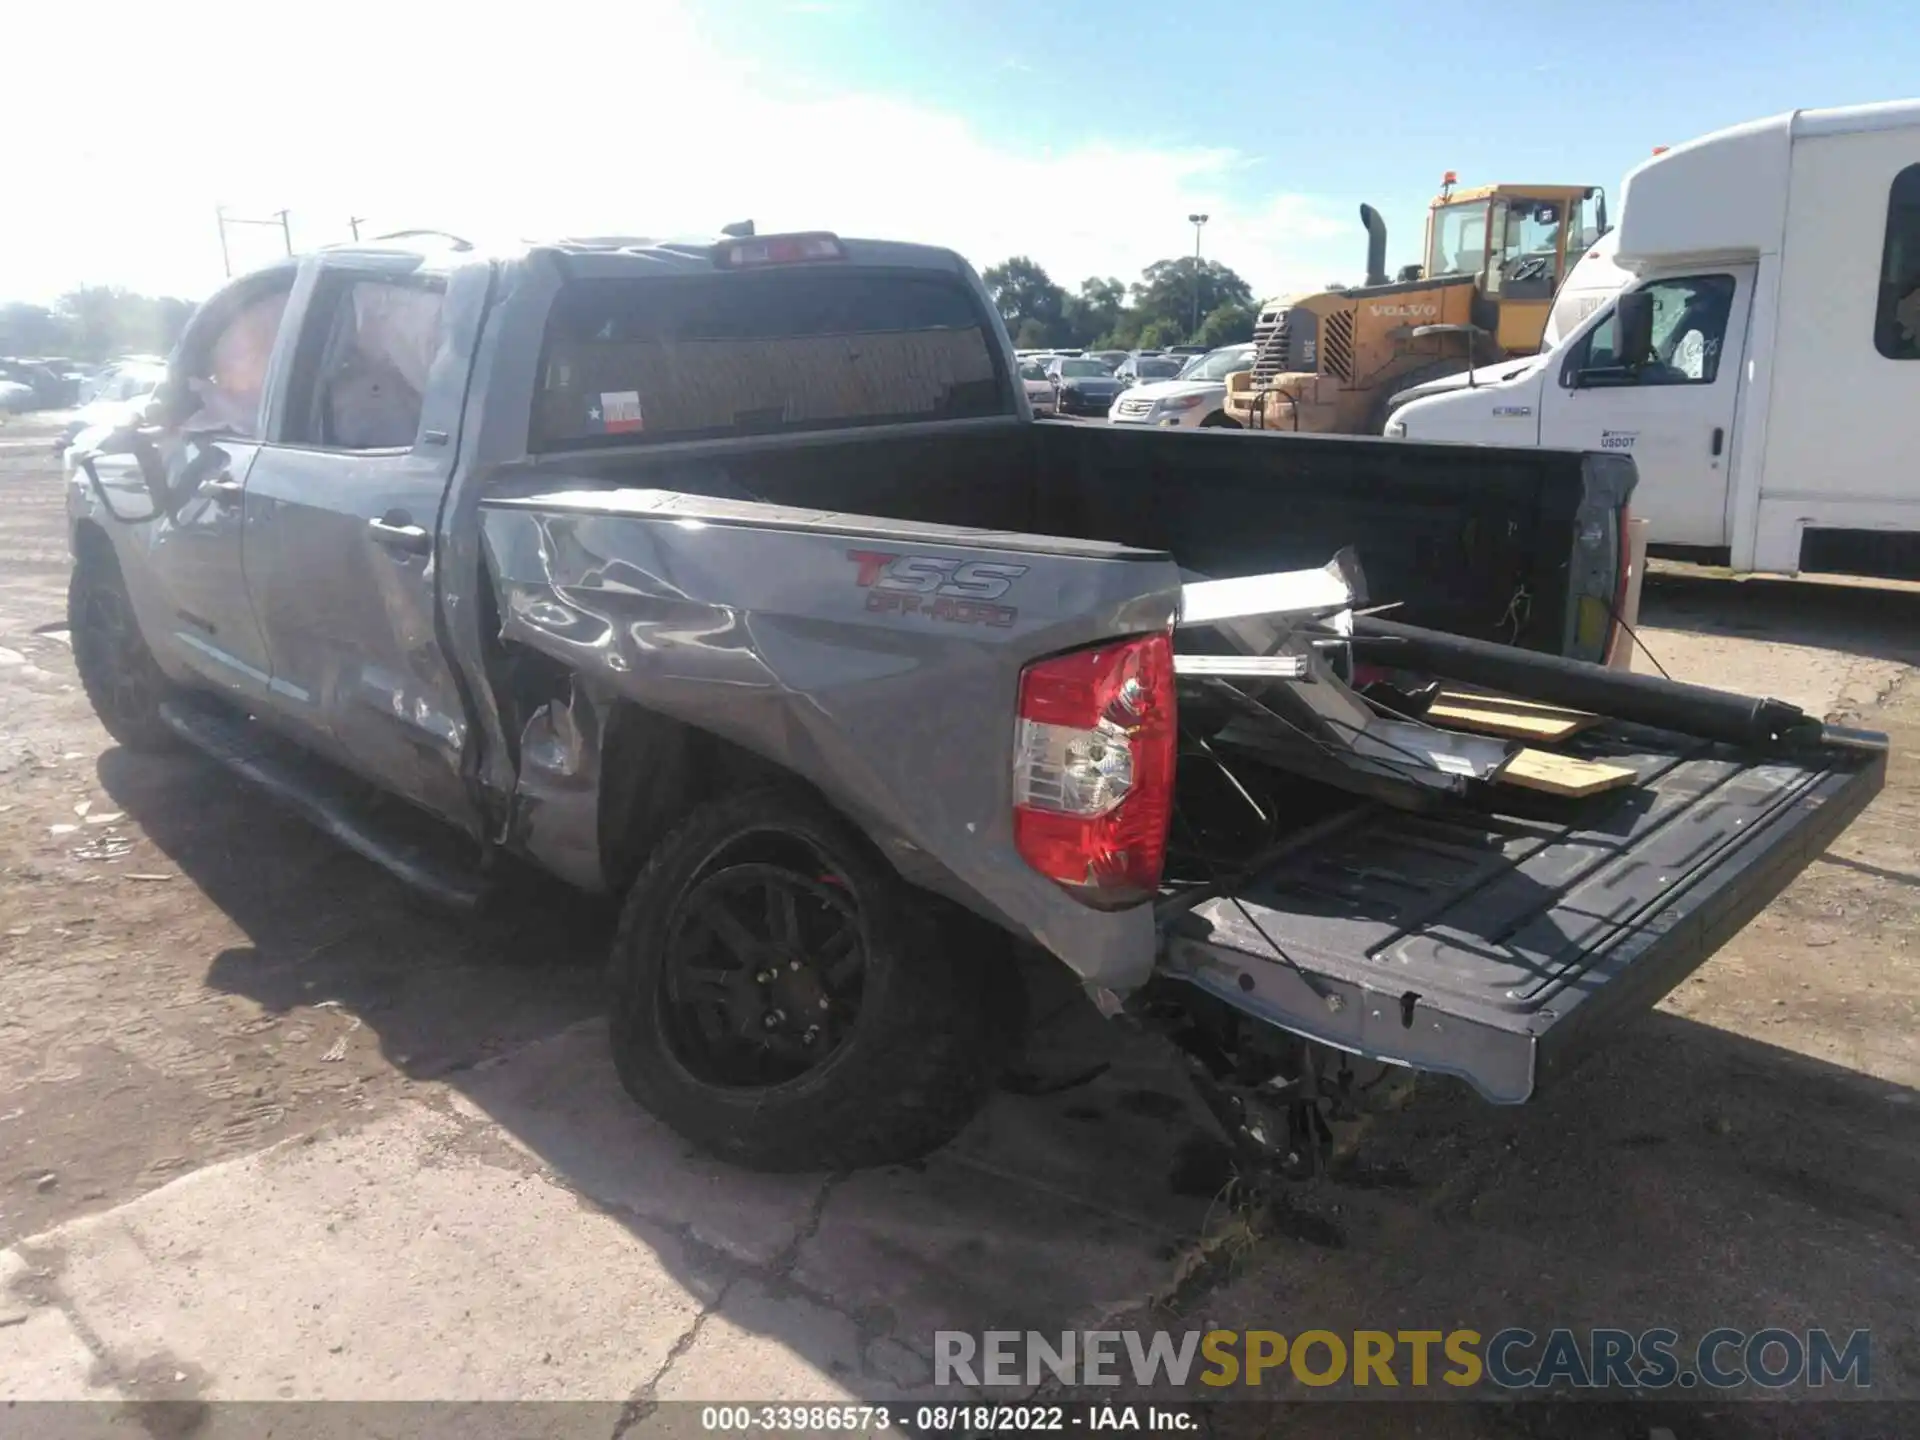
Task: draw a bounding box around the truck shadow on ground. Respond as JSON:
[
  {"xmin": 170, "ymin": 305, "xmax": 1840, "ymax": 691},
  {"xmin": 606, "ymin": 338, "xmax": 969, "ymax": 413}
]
[
  {"xmin": 94, "ymin": 744, "xmax": 1231, "ymax": 1397},
  {"xmin": 1642, "ymin": 567, "xmax": 1920, "ymax": 669}
]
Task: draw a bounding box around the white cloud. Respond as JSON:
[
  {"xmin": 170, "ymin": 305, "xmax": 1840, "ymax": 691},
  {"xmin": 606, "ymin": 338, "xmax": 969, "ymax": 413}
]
[{"xmin": 3, "ymin": 0, "xmax": 1362, "ymax": 305}]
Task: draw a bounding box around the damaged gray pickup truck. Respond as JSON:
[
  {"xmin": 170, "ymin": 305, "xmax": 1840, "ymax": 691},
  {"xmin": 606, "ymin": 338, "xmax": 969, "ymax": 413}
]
[{"xmin": 67, "ymin": 229, "xmax": 1886, "ymax": 1174}]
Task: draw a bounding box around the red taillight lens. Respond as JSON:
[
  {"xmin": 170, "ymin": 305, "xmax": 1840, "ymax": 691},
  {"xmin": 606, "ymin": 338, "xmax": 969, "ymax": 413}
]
[
  {"xmin": 1607, "ymin": 502, "xmax": 1634, "ymax": 665},
  {"xmin": 1012, "ymin": 632, "xmax": 1175, "ymax": 907}
]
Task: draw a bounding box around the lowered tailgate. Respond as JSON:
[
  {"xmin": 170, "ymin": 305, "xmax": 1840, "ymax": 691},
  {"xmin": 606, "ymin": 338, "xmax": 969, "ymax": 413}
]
[{"xmin": 1159, "ymin": 721, "xmax": 1887, "ymax": 1103}]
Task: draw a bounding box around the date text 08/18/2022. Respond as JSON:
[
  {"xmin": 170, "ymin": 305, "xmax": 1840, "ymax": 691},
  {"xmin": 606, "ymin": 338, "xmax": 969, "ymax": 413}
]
[{"xmin": 699, "ymin": 1403, "xmax": 1194, "ymax": 1433}]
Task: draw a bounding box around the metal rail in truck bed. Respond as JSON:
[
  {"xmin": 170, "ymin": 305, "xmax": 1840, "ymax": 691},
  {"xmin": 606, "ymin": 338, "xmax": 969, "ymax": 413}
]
[{"xmin": 1158, "ymin": 717, "xmax": 1887, "ymax": 1103}]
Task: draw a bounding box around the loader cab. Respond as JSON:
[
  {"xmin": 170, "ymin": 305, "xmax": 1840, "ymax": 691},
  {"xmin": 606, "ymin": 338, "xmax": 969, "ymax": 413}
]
[{"xmin": 1424, "ymin": 180, "xmax": 1607, "ymax": 352}]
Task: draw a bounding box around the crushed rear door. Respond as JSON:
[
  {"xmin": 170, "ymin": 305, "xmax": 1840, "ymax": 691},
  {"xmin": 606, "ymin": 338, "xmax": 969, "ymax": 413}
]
[{"xmin": 1158, "ymin": 719, "xmax": 1886, "ymax": 1103}]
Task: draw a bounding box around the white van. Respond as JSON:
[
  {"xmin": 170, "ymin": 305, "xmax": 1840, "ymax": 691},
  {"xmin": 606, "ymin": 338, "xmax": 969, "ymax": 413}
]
[{"xmin": 1391, "ymin": 101, "xmax": 1920, "ymax": 577}]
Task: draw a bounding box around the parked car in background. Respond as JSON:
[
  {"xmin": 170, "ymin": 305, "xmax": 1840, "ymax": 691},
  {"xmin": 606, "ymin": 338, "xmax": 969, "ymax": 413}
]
[
  {"xmin": 1113, "ymin": 353, "xmax": 1185, "ymax": 386},
  {"xmin": 1166, "ymin": 345, "xmax": 1208, "ymax": 358},
  {"xmin": 78, "ymin": 356, "xmax": 169, "ymax": 403},
  {"xmin": 1108, "ymin": 342, "xmax": 1255, "ymax": 429},
  {"xmin": 54, "ymin": 359, "xmax": 168, "ymax": 453},
  {"xmin": 1088, "ymin": 349, "xmax": 1130, "ymax": 369},
  {"xmin": 0, "ymin": 380, "xmax": 35, "ymax": 415},
  {"xmin": 1018, "ymin": 358, "xmax": 1057, "ymax": 414},
  {"xmin": 0, "ymin": 359, "xmax": 77, "ymax": 410},
  {"xmin": 36, "ymin": 358, "xmax": 93, "ymax": 401},
  {"xmin": 1045, "ymin": 355, "xmax": 1125, "ymax": 415}
]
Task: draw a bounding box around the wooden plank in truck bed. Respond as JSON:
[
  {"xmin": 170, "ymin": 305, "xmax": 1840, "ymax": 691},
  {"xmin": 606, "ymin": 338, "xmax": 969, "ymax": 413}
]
[
  {"xmin": 1428, "ymin": 690, "xmax": 1601, "ymax": 743},
  {"xmin": 1499, "ymin": 748, "xmax": 1638, "ymax": 797}
]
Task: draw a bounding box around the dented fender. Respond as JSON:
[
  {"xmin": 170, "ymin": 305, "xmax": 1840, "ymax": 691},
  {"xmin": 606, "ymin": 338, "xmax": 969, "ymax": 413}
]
[{"xmin": 478, "ymin": 486, "xmax": 1185, "ymax": 990}]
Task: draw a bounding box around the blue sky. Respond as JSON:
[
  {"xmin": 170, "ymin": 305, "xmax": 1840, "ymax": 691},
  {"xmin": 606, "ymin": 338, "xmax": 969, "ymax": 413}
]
[
  {"xmin": 686, "ymin": 0, "xmax": 1920, "ymax": 284},
  {"xmin": 7, "ymin": 0, "xmax": 1917, "ymax": 303}
]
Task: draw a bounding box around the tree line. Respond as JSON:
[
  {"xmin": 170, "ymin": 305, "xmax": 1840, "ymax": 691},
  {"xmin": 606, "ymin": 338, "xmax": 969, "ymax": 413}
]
[
  {"xmin": 0, "ymin": 290, "xmax": 196, "ymax": 363},
  {"xmin": 981, "ymin": 254, "xmax": 1261, "ymax": 352},
  {"xmin": 3, "ymin": 260, "xmax": 1273, "ymax": 367}
]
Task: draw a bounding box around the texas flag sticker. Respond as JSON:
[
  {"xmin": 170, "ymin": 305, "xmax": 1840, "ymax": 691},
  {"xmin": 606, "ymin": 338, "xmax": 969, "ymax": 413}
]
[{"xmin": 599, "ymin": 391, "xmax": 645, "ymax": 434}]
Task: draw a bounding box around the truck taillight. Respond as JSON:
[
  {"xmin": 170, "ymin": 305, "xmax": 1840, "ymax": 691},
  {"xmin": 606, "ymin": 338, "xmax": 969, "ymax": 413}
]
[
  {"xmin": 1607, "ymin": 503, "xmax": 1635, "ymax": 665},
  {"xmin": 1012, "ymin": 632, "xmax": 1175, "ymax": 907},
  {"xmin": 1571, "ymin": 491, "xmax": 1631, "ymax": 664},
  {"xmin": 714, "ymin": 232, "xmax": 847, "ymax": 267}
]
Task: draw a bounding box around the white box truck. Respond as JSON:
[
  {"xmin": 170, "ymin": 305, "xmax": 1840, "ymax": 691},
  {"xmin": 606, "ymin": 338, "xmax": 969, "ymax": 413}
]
[{"xmin": 1388, "ymin": 100, "xmax": 1920, "ymax": 578}]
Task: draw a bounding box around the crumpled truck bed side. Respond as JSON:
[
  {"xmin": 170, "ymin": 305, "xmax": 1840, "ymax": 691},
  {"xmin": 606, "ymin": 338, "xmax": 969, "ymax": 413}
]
[{"xmin": 479, "ymin": 484, "xmax": 1185, "ymax": 990}]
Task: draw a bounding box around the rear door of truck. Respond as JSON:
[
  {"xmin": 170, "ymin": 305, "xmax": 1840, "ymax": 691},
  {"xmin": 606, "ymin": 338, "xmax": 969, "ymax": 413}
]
[
  {"xmin": 1159, "ymin": 718, "xmax": 1886, "ymax": 1102},
  {"xmin": 242, "ymin": 251, "xmax": 490, "ymax": 830}
]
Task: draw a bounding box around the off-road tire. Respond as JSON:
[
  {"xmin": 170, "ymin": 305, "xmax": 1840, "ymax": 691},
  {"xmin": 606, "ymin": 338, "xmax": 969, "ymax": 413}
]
[
  {"xmin": 1365, "ymin": 356, "xmax": 1478, "ymax": 435},
  {"xmin": 1198, "ymin": 411, "xmax": 1241, "ymax": 429},
  {"xmin": 68, "ymin": 546, "xmax": 177, "ymax": 753},
  {"xmin": 607, "ymin": 788, "xmax": 1000, "ymax": 1171}
]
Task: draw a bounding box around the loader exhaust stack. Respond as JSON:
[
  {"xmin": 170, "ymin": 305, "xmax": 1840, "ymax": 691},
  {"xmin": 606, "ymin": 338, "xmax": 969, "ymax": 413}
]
[{"xmin": 1360, "ymin": 204, "xmax": 1389, "ymax": 289}]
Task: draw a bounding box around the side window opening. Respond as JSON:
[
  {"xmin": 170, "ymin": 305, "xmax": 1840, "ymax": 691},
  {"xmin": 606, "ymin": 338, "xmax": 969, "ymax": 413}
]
[
  {"xmin": 1428, "ymin": 202, "xmax": 1488, "ymax": 280},
  {"xmin": 1565, "ymin": 275, "xmax": 1735, "ymax": 387},
  {"xmin": 177, "ymin": 287, "xmax": 292, "ymax": 440},
  {"xmin": 1875, "ymin": 163, "xmax": 1920, "ymax": 361},
  {"xmin": 1575, "ymin": 310, "xmax": 1620, "ymax": 373},
  {"xmin": 285, "ymin": 278, "xmax": 446, "ymax": 450}
]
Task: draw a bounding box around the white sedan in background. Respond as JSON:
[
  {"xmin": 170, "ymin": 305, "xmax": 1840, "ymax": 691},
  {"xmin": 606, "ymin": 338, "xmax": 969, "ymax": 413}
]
[
  {"xmin": 1018, "ymin": 358, "xmax": 1057, "ymax": 415},
  {"xmin": 54, "ymin": 361, "xmax": 169, "ymax": 453},
  {"xmin": 1106, "ymin": 343, "xmax": 1255, "ymax": 429}
]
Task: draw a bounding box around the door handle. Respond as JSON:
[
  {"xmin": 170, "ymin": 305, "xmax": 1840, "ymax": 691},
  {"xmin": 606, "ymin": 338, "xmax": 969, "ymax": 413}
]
[
  {"xmin": 1711, "ymin": 427, "xmax": 1725, "ymax": 457},
  {"xmin": 203, "ymin": 475, "xmax": 244, "ymax": 504},
  {"xmin": 368, "ymin": 515, "xmax": 432, "ymax": 556}
]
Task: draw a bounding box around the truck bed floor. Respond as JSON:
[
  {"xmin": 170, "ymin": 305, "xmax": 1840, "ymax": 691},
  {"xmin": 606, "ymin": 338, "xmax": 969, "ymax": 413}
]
[{"xmin": 1162, "ymin": 720, "xmax": 1886, "ymax": 1101}]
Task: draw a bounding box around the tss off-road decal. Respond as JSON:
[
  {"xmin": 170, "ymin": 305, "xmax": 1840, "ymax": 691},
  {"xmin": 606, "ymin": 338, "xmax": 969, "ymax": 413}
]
[{"xmin": 847, "ymin": 550, "xmax": 1027, "ymax": 627}]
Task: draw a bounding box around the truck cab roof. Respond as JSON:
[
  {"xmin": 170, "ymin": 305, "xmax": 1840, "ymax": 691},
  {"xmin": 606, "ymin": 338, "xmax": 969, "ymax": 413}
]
[{"xmin": 306, "ymin": 230, "xmax": 975, "ymax": 284}]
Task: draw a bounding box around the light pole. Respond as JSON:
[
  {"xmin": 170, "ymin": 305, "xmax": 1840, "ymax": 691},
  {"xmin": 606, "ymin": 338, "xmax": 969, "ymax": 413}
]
[
  {"xmin": 215, "ymin": 206, "xmax": 293, "ymax": 277},
  {"xmin": 1187, "ymin": 213, "xmax": 1210, "ymax": 338}
]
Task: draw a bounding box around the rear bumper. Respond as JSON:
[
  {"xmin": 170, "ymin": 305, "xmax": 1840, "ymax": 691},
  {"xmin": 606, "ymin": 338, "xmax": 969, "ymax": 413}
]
[{"xmin": 1159, "ymin": 723, "xmax": 1887, "ymax": 1103}]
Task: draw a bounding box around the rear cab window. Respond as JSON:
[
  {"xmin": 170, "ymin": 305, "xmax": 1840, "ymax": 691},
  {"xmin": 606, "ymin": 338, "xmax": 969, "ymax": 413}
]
[{"xmin": 531, "ymin": 265, "xmax": 1011, "ymax": 449}]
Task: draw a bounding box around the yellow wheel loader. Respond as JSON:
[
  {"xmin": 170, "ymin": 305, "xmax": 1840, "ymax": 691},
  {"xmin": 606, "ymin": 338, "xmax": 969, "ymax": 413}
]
[{"xmin": 1225, "ymin": 178, "xmax": 1606, "ymax": 434}]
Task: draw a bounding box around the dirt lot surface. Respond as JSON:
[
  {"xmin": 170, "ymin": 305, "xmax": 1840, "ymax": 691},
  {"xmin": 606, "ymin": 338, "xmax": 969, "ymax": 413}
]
[{"xmin": 1, "ymin": 413, "xmax": 1915, "ymax": 1435}]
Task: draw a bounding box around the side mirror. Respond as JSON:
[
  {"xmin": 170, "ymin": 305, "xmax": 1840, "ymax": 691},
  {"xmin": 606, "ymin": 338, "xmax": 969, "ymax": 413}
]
[
  {"xmin": 1573, "ymin": 290, "xmax": 1656, "ymax": 388},
  {"xmin": 77, "ymin": 425, "xmax": 169, "ymax": 524},
  {"xmin": 1615, "ymin": 290, "xmax": 1655, "ymax": 370}
]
